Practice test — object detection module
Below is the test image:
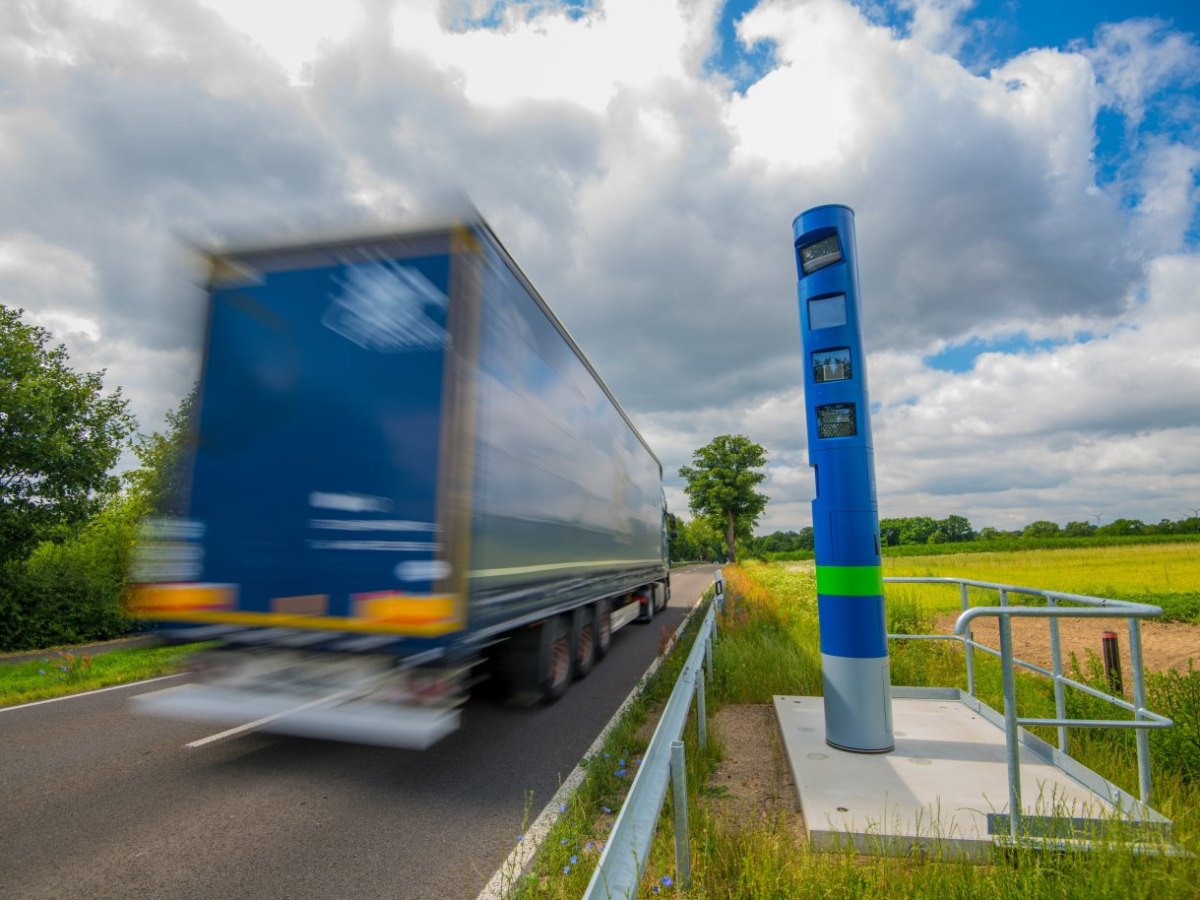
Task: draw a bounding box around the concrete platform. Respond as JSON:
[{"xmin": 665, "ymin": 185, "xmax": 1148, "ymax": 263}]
[{"xmin": 774, "ymin": 692, "xmax": 1166, "ymax": 857}]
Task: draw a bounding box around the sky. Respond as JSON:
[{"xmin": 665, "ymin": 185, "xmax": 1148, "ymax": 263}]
[{"xmin": 2, "ymin": 0, "xmax": 1198, "ymax": 533}]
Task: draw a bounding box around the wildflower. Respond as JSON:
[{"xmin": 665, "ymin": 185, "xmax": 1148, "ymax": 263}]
[
  {"xmin": 516, "ymin": 834, "xmax": 524, "ymax": 841},
  {"xmin": 570, "ymin": 855, "xmax": 578, "ymax": 864},
  {"xmin": 615, "ymin": 768, "xmax": 627, "ymax": 777},
  {"xmin": 663, "ymin": 875, "xmax": 673, "ymax": 887},
  {"xmin": 603, "ymin": 752, "xmax": 610, "ymax": 759},
  {"xmin": 652, "ymin": 888, "xmax": 660, "ymax": 895},
  {"xmin": 585, "ymin": 841, "xmax": 595, "ymax": 851},
  {"xmin": 602, "ymin": 806, "xmax": 612, "ymax": 814},
  {"xmin": 559, "ymin": 838, "xmax": 568, "ymax": 845},
  {"xmin": 559, "ymin": 803, "xmax": 567, "ymax": 813},
  {"xmin": 618, "ymin": 758, "xmax": 626, "ymax": 766},
  {"xmin": 563, "ymin": 865, "xmax": 571, "ymax": 875}
]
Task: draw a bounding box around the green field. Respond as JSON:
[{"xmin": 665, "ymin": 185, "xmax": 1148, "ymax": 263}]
[{"xmin": 882, "ymin": 541, "xmax": 1200, "ymax": 622}]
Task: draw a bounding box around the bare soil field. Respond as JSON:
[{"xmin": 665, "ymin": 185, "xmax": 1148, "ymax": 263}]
[{"xmin": 933, "ymin": 612, "xmax": 1200, "ymax": 682}]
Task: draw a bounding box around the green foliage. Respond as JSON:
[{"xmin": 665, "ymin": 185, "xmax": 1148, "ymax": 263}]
[
  {"xmin": 0, "ymin": 306, "xmax": 136, "ymax": 565},
  {"xmin": 668, "ymin": 515, "xmax": 726, "ymax": 562},
  {"xmin": 125, "ymin": 386, "xmax": 198, "ymax": 517},
  {"xmin": 678, "ymin": 434, "xmax": 768, "ymax": 564},
  {"xmin": 1023, "ymin": 519, "xmax": 1062, "ymax": 538},
  {"xmin": 0, "ymin": 498, "xmax": 141, "ymax": 650}
]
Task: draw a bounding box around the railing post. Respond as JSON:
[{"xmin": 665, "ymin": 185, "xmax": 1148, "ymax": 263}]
[
  {"xmin": 961, "ymin": 582, "xmax": 975, "ymax": 697},
  {"xmin": 696, "ymin": 669, "xmax": 707, "ymax": 751},
  {"xmin": 1047, "ymin": 595, "xmax": 1068, "ymax": 754},
  {"xmin": 998, "ymin": 596, "xmax": 1022, "ymax": 839},
  {"xmin": 1127, "ymin": 617, "xmax": 1153, "ymax": 805},
  {"xmin": 670, "ymin": 740, "xmax": 692, "ymax": 890}
]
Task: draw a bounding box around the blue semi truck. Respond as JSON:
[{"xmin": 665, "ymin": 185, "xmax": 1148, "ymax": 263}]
[{"xmin": 129, "ymin": 219, "xmax": 670, "ymax": 748}]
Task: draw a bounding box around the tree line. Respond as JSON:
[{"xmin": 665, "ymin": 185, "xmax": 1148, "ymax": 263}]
[{"xmin": 1, "ymin": 306, "xmax": 191, "ymax": 650}]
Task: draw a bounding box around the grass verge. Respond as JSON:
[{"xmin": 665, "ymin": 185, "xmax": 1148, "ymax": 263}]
[
  {"xmin": 506, "ymin": 594, "xmax": 721, "ymax": 898},
  {"xmin": 0, "ymin": 643, "xmax": 208, "ymax": 707}
]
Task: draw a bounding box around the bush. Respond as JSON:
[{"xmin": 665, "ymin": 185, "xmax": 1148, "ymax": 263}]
[{"xmin": 0, "ymin": 501, "xmax": 138, "ymax": 651}]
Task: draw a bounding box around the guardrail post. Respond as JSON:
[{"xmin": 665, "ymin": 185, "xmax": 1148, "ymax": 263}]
[
  {"xmin": 997, "ymin": 603, "xmax": 1022, "ymax": 839},
  {"xmin": 696, "ymin": 669, "xmax": 707, "ymax": 751},
  {"xmin": 1047, "ymin": 596, "xmax": 1068, "ymax": 754},
  {"xmin": 705, "ymin": 630, "xmax": 714, "ymax": 684},
  {"xmin": 670, "ymin": 740, "xmax": 692, "ymax": 890},
  {"xmin": 1127, "ymin": 617, "xmax": 1152, "ymax": 805},
  {"xmin": 961, "ymin": 582, "xmax": 975, "ymax": 698}
]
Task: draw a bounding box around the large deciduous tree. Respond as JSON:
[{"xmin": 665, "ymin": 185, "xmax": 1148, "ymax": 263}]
[
  {"xmin": 679, "ymin": 434, "xmax": 768, "ymax": 563},
  {"xmin": 0, "ymin": 306, "xmax": 136, "ymax": 565}
]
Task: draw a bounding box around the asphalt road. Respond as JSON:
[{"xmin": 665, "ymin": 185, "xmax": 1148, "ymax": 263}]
[{"xmin": 0, "ymin": 566, "xmax": 716, "ymax": 900}]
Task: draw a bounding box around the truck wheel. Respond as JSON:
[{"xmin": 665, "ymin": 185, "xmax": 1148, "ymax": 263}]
[
  {"xmin": 635, "ymin": 590, "xmax": 654, "ymax": 624},
  {"xmin": 572, "ymin": 607, "xmax": 595, "ymax": 680},
  {"xmin": 654, "ymin": 582, "xmax": 669, "ymax": 613},
  {"xmin": 595, "ymin": 599, "xmax": 612, "ymax": 659},
  {"xmin": 541, "ymin": 615, "xmax": 572, "ymax": 703}
]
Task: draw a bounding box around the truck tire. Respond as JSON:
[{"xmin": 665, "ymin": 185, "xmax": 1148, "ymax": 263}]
[
  {"xmin": 541, "ymin": 614, "xmax": 572, "ymax": 703},
  {"xmin": 635, "ymin": 590, "xmax": 654, "ymax": 624},
  {"xmin": 572, "ymin": 606, "xmax": 595, "ymax": 680},
  {"xmin": 595, "ymin": 599, "xmax": 612, "ymax": 659},
  {"xmin": 654, "ymin": 582, "xmax": 669, "ymax": 613}
]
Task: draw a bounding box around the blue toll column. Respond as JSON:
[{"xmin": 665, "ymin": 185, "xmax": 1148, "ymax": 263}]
[{"xmin": 792, "ymin": 204, "xmax": 894, "ymax": 753}]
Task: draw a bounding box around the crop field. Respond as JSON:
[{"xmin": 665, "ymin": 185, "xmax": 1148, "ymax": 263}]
[{"xmin": 881, "ymin": 541, "xmax": 1200, "ymax": 622}]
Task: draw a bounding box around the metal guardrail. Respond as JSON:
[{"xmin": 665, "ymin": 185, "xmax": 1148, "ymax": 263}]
[
  {"xmin": 885, "ymin": 577, "xmax": 1174, "ymax": 839},
  {"xmin": 581, "ymin": 572, "xmax": 722, "ymax": 899}
]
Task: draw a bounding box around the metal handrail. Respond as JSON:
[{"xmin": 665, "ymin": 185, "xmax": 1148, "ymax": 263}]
[
  {"xmin": 582, "ymin": 574, "xmax": 720, "ymax": 899},
  {"xmin": 884, "ymin": 576, "xmax": 1174, "ymax": 839}
]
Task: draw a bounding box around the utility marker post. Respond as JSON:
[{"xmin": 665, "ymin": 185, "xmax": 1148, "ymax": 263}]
[{"xmin": 792, "ymin": 204, "xmax": 893, "ymax": 753}]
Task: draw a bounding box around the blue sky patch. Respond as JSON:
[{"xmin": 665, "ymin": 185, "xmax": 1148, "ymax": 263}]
[
  {"xmin": 709, "ymin": 0, "xmax": 778, "ymax": 93},
  {"xmin": 924, "ymin": 332, "xmax": 1092, "ymax": 373}
]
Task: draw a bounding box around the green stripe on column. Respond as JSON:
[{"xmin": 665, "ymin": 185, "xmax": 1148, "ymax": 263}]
[{"xmin": 816, "ymin": 565, "xmax": 884, "ymax": 596}]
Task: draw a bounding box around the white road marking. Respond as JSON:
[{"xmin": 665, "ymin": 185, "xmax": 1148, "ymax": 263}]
[{"xmin": 0, "ymin": 673, "xmax": 185, "ymax": 713}]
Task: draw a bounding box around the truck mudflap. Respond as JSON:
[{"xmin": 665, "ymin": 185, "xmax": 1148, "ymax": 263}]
[{"xmin": 133, "ymin": 684, "xmax": 460, "ymax": 750}]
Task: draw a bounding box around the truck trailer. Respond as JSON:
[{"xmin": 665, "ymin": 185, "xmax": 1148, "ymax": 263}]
[{"xmin": 129, "ymin": 219, "xmax": 670, "ymax": 748}]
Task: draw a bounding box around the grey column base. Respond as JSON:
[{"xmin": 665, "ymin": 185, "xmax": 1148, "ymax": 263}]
[{"xmin": 821, "ymin": 652, "xmax": 894, "ymax": 753}]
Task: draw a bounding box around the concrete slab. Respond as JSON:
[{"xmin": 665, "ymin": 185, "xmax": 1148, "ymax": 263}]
[{"xmin": 774, "ymin": 694, "xmax": 1130, "ymax": 857}]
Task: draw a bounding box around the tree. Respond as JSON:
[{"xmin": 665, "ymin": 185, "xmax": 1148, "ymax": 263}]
[
  {"xmin": 678, "ymin": 435, "xmax": 768, "ymax": 563},
  {"xmin": 1063, "ymin": 520, "xmax": 1096, "ymax": 537},
  {"xmin": 1022, "ymin": 520, "xmax": 1061, "ymax": 538},
  {"xmin": 0, "ymin": 307, "xmax": 136, "ymax": 565},
  {"xmin": 126, "ymin": 385, "xmax": 199, "ymax": 517}
]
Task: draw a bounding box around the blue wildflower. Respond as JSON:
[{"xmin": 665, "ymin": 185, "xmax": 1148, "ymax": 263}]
[
  {"xmin": 618, "ymin": 758, "xmax": 626, "ymax": 766},
  {"xmin": 615, "ymin": 768, "xmax": 628, "ymax": 777},
  {"xmin": 663, "ymin": 875, "xmax": 673, "ymax": 887},
  {"xmin": 563, "ymin": 865, "xmax": 571, "ymax": 875},
  {"xmin": 602, "ymin": 806, "xmax": 612, "ymax": 814},
  {"xmin": 585, "ymin": 841, "xmax": 595, "ymax": 851},
  {"xmin": 560, "ymin": 837, "xmax": 568, "ymax": 845},
  {"xmin": 652, "ymin": 888, "xmax": 660, "ymax": 895},
  {"xmin": 570, "ymin": 855, "xmax": 578, "ymax": 864},
  {"xmin": 559, "ymin": 803, "xmax": 567, "ymax": 813},
  {"xmin": 516, "ymin": 833, "xmax": 524, "ymax": 841}
]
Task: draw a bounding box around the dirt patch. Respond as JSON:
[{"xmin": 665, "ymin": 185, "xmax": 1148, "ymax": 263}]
[
  {"xmin": 934, "ymin": 613, "xmax": 1200, "ymax": 684},
  {"xmin": 704, "ymin": 704, "xmax": 806, "ymax": 841}
]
